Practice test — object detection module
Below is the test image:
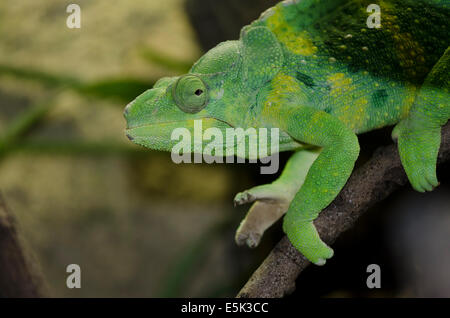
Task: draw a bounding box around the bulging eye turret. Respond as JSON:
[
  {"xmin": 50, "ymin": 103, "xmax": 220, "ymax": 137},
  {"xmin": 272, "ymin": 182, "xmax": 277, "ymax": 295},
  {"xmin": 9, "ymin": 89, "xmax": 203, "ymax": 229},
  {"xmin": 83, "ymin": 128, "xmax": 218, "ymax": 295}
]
[{"xmin": 172, "ymin": 75, "xmax": 208, "ymax": 114}]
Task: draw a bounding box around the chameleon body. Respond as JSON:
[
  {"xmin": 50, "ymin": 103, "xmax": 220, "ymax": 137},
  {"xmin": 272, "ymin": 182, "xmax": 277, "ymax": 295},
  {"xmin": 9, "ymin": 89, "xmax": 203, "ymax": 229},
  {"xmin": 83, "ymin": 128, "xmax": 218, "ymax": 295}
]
[{"xmin": 124, "ymin": 0, "xmax": 449, "ymax": 265}]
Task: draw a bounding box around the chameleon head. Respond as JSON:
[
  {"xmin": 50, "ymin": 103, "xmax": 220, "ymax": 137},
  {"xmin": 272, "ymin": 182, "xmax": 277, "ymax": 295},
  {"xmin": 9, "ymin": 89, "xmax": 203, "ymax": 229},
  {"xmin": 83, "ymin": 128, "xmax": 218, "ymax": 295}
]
[
  {"xmin": 123, "ymin": 74, "xmax": 232, "ymax": 153},
  {"xmin": 124, "ymin": 40, "xmax": 247, "ymax": 153},
  {"xmin": 124, "ymin": 26, "xmax": 285, "ymax": 155}
]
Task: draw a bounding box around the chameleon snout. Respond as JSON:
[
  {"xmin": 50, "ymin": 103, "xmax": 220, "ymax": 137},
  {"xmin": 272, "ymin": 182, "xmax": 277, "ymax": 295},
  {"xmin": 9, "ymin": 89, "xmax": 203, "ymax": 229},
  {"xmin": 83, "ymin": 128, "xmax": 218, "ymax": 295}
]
[
  {"xmin": 125, "ymin": 133, "xmax": 134, "ymax": 141},
  {"xmin": 124, "ymin": 103, "xmax": 135, "ymax": 141},
  {"xmin": 123, "ymin": 101, "xmax": 132, "ymax": 118}
]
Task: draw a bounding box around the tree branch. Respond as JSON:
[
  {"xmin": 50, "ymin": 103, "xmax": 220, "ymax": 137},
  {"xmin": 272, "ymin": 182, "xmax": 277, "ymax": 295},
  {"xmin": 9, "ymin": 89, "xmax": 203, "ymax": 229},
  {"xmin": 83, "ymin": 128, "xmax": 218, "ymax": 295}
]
[
  {"xmin": 0, "ymin": 193, "xmax": 48, "ymax": 297},
  {"xmin": 237, "ymin": 122, "xmax": 450, "ymax": 298}
]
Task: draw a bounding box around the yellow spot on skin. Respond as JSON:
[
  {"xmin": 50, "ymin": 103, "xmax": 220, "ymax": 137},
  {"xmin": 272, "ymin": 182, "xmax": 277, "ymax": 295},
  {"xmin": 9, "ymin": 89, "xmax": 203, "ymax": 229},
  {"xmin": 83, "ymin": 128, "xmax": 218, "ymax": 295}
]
[
  {"xmin": 400, "ymin": 84, "xmax": 418, "ymax": 118},
  {"xmin": 326, "ymin": 73, "xmax": 368, "ymax": 131},
  {"xmin": 266, "ymin": 7, "xmax": 317, "ymax": 56},
  {"xmin": 327, "ymin": 73, "xmax": 352, "ymax": 97},
  {"xmin": 262, "ymin": 73, "xmax": 302, "ymax": 120}
]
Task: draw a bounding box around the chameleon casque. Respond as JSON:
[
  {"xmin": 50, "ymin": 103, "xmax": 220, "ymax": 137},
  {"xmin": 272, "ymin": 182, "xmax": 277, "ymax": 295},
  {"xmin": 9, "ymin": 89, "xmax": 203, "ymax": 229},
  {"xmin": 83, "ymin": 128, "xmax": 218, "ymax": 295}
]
[{"xmin": 124, "ymin": 0, "xmax": 449, "ymax": 265}]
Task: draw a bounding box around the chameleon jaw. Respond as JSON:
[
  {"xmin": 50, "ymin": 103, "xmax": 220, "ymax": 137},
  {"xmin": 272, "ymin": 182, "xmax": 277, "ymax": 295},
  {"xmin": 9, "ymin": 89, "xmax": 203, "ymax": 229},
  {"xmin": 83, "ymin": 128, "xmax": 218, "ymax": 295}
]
[{"xmin": 125, "ymin": 118, "xmax": 233, "ymax": 152}]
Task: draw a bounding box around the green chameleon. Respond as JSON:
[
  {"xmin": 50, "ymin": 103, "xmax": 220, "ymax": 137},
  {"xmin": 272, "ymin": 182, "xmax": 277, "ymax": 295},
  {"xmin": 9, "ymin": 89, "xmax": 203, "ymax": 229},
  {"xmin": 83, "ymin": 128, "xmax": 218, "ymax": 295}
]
[{"xmin": 124, "ymin": 0, "xmax": 449, "ymax": 265}]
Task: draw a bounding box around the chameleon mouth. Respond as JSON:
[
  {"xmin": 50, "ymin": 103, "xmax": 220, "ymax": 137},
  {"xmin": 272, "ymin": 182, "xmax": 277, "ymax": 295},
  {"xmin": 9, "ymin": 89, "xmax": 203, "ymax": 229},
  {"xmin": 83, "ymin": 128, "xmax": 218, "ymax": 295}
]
[{"xmin": 125, "ymin": 118, "xmax": 233, "ymax": 152}]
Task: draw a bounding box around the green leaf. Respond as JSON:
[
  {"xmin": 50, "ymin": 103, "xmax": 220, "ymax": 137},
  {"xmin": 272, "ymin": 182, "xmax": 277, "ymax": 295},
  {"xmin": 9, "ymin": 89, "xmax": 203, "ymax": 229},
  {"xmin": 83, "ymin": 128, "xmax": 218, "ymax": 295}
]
[
  {"xmin": 140, "ymin": 47, "xmax": 193, "ymax": 73},
  {"xmin": 77, "ymin": 78, "xmax": 155, "ymax": 102}
]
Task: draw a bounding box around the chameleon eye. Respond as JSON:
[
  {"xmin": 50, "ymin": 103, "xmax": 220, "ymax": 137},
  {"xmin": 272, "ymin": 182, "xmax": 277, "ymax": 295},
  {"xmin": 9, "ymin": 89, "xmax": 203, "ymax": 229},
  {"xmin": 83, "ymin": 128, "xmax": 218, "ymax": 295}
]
[{"xmin": 172, "ymin": 75, "xmax": 209, "ymax": 114}]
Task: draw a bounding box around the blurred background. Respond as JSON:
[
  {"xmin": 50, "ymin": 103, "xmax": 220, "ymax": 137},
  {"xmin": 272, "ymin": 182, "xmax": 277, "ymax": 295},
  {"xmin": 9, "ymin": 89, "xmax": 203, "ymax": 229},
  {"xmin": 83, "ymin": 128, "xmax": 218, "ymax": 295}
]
[{"xmin": 0, "ymin": 0, "xmax": 448, "ymax": 298}]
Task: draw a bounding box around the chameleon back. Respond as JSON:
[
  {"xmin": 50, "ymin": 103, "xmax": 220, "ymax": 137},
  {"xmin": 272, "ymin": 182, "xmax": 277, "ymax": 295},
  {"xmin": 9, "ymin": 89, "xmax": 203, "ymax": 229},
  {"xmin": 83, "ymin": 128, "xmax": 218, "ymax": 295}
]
[{"xmin": 251, "ymin": 0, "xmax": 450, "ymax": 133}]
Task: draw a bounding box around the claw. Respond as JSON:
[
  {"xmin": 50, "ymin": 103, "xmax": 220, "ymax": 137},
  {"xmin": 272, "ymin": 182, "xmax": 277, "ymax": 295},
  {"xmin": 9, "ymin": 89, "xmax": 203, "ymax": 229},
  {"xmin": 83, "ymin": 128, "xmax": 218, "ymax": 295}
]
[
  {"xmin": 315, "ymin": 258, "xmax": 326, "ymax": 266},
  {"xmin": 235, "ymin": 230, "xmax": 261, "ymax": 248},
  {"xmin": 312, "ymin": 246, "xmax": 334, "ymax": 266},
  {"xmin": 234, "ymin": 191, "xmax": 257, "ymax": 206},
  {"xmin": 425, "ymin": 173, "xmax": 439, "ymax": 189},
  {"xmin": 410, "ymin": 170, "xmax": 439, "ymax": 193}
]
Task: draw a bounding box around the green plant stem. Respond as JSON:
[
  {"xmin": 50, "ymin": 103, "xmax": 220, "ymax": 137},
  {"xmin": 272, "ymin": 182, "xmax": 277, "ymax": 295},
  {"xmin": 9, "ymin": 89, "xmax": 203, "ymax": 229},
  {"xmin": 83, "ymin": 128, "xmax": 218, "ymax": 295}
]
[
  {"xmin": 0, "ymin": 98, "xmax": 57, "ymax": 156},
  {"xmin": 7, "ymin": 140, "xmax": 150, "ymax": 157},
  {"xmin": 140, "ymin": 47, "xmax": 194, "ymax": 74}
]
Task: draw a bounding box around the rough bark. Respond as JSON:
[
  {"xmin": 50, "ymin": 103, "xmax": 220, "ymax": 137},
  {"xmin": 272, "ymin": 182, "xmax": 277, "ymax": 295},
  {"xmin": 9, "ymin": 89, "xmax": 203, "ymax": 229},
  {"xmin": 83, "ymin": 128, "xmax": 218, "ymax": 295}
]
[
  {"xmin": 238, "ymin": 122, "xmax": 450, "ymax": 298},
  {"xmin": 0, "ymin": 193, "xmax": 47, "ymax": 297}
]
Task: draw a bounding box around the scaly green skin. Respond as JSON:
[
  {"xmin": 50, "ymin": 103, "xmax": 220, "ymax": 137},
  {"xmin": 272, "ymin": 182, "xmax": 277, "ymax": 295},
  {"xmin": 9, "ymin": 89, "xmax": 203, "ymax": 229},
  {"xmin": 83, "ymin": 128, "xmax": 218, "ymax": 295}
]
[{"xmin": 124, "ymin": 0, "xmax": 450, "ymax": 265}]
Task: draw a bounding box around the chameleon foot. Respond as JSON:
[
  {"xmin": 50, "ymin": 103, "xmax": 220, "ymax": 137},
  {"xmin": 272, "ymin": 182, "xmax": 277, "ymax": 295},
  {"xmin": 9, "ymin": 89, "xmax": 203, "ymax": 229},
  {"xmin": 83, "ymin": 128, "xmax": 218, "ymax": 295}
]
[
  {"xmin": 283, "ymin": 218, "xmax": 334, "ymax": 266},
  {"xmin": 234, "ymin": 183, "xmax": 293, "ymax": 206},
  {"xmin": 234, "ymin": 191, "xmax": 256, "ymax": 207},
  {"xmin": 234, "ymin": 183, "xmax": 294, "ymax": 248},
  {"xmin": 235, "ymin": 201, "xmax": 288, "ymax": 248},
  {"xmin": 235, "ymin": 220, "xmax": 262, "ymax": 248},
  {"xmin": 395, "ymin": 124, "xmax": 440, "ymax": 192}
]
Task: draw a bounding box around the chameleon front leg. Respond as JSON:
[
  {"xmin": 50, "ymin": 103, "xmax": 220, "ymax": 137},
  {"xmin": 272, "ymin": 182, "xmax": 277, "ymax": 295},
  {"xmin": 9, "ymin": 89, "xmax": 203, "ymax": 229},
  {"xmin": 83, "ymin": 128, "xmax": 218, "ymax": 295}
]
[
  {"xmin": 393, "ymin": 47, "xmax": 450, "ymax": 192},
  {"xmin": 234, "ymin": 148, "xmax": 320, "ymax": 248},
  {"xmin": 279, "ymin": 107, "xmax": 360, "ymax": 265}
]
